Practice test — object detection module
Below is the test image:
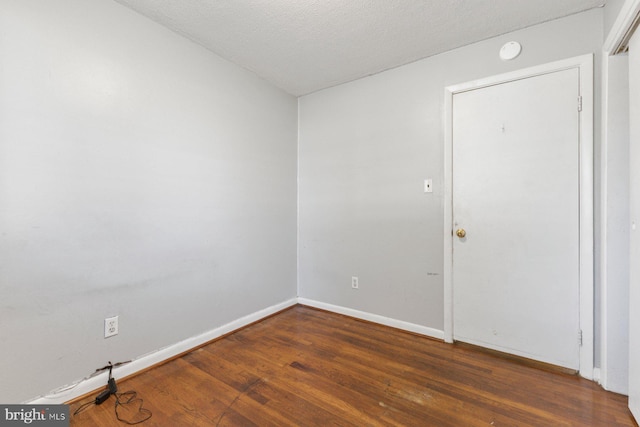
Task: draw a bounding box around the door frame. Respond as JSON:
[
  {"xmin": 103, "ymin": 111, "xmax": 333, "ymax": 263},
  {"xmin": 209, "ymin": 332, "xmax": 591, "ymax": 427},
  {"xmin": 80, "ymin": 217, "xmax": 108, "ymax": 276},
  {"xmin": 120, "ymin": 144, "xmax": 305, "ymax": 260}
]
[
  {"xmin": 601, "ymin": 0, "xmax": 640, "ymax": 396},
  {"xmin": 443, "ymin": 54, "xmax": 594, "ymax": 379}
]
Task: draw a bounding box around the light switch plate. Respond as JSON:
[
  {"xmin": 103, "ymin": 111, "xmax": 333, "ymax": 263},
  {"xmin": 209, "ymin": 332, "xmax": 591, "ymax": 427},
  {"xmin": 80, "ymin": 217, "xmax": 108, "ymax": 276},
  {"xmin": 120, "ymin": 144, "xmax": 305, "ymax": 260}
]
[{"xmin": 424, "ymin": 179, "xmax": 433, "ymax": 193}]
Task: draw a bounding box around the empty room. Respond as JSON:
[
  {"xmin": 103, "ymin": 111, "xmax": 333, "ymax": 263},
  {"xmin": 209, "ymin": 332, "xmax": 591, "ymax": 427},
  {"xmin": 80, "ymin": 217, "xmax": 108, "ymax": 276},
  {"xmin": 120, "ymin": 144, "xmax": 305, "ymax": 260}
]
[{"xmin": 1, "ymin": 0, "xmax": 640, "ymax": 425}]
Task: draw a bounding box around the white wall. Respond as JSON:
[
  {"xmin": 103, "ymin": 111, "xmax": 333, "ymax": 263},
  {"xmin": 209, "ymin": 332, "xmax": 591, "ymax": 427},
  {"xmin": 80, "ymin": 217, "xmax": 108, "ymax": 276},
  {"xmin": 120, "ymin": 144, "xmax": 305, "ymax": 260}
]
[
  {"xmin": 601, "ymin": 54, "xmax": 630, "ymax": 393},
  {"xmin": 298, "ymin": 10, "xmax": 603, "ymax": 333},
  {"xmin": 0, "ymin": 0, "xmax": 297, "ymax": 403},
  {"xmin": 605, "ymin": 0, "xmax": 628, "ymax": 37},
  {"xmin": 628, "ymin": 26, "xmax": 640, "ymax": 420},
  {"xmin": 601, "ymin": 1, "xmax": 632, "ymax": 392}
]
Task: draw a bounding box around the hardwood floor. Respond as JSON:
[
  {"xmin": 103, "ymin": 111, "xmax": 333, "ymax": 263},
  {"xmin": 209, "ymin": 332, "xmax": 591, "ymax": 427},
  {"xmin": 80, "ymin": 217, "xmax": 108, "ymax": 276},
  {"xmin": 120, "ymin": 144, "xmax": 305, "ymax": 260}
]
[{"xmin": 69, "ymin": 305, "xmax": 636, "ymax": 426}]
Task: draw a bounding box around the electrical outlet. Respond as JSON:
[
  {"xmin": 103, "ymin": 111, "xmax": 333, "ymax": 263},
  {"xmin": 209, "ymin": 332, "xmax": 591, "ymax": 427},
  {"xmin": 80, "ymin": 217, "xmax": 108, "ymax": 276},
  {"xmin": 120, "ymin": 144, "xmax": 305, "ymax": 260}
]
[
  {"xmin": 351, "ymin": 276, "xmax": 359, "ymax": 289},
  {"xmin": 104, "ymin": 316, "xmax": 119, "ymax": 338}
]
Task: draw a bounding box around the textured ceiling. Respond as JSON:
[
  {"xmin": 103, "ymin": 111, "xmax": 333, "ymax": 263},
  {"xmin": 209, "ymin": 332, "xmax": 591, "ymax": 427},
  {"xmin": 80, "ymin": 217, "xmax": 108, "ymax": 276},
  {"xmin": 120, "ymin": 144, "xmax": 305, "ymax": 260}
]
[{"xmin": 113, "ymin": 0, "xmax": 605, "ymax": 96}]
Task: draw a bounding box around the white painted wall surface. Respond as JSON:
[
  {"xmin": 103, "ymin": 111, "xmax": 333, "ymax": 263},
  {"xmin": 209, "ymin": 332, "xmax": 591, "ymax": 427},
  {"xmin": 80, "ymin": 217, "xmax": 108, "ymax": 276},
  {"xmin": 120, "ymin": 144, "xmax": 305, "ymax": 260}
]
[
  {"xmin": 601, "ymin": 54, "xmax": 630, "ymax": 393},
  {"xmin": 0, "ymin": 0, "xmax": 297, "ymax": 402},
  {"xmin": 298, "ymin": 10, "xmax": 603, "ymax": 333},
  {"xmin": 604, "ymin": 0, "xmax": 628, "ymax": 38},
  {"xmin": 628, "ymin": 27, "xmax": 640, "ymax": 421}
]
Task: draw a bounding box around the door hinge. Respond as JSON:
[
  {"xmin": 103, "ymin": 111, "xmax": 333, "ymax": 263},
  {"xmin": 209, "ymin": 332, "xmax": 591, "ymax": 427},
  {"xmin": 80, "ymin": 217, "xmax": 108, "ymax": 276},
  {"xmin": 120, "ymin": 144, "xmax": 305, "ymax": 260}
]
[
  {"xmin": 578, "ymin": 330, "xmax": 583, "ymax": 346},
  {"xmin": 577, "ymin": 96, "xmax": 583, "ymax": 112}
]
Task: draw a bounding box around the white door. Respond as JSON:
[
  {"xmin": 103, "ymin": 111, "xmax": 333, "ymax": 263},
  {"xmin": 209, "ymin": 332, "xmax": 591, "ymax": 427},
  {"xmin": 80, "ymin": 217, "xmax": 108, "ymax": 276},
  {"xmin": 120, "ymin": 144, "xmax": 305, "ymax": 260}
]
[
  {"xmin": 628, "ymin": 28, "xmax": 640, "ymax": 421},
  {"xmin": 452, "ymin": 68, "xmax": 581, "ymax": 369}
]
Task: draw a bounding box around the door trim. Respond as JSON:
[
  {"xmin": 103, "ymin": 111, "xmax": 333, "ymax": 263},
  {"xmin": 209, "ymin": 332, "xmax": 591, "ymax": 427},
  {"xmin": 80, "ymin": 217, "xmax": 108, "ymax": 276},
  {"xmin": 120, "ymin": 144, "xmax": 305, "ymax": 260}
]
[{"xmin": 443, "ymin": 54, "xmax": 594, "ymax": 379}]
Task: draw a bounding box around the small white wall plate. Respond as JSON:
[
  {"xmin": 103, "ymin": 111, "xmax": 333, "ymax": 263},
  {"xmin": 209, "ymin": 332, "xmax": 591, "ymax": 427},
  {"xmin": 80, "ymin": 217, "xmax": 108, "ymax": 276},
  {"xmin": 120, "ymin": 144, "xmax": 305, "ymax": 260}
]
[{"xmin": 499, "ymin": 41, "xmax": 522, "ymax": 61}]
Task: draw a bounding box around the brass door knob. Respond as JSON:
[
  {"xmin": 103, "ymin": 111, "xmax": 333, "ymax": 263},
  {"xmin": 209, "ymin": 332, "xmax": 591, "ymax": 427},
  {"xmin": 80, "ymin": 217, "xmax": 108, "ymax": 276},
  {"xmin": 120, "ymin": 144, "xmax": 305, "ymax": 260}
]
[{"xmin": 456, "ymin": 228, "xmax": 466, "ymax": 238}]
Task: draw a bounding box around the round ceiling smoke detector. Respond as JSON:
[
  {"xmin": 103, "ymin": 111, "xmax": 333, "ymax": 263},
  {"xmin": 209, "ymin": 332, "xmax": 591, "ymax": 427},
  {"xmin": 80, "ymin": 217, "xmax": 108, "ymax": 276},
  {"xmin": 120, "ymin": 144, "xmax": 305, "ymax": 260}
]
[{"xmin": 499, "ymin": 41, "xmax": 522, "ymax": 61}]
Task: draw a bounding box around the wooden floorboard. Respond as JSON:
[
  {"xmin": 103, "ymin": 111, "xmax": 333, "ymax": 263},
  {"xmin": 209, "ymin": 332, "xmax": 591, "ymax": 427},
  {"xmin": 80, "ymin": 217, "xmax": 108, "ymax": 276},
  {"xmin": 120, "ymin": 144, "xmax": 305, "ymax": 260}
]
[{"xmin": 69, "ymin": 305, "xmax": 637, "ymax": 426}]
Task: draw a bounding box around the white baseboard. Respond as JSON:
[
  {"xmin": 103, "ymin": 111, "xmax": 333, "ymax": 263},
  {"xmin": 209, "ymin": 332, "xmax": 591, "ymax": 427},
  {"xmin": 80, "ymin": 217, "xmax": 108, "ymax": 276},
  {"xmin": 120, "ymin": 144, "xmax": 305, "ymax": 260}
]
[
  {"xmin": 30, "ymin": 297, "xmax": 443, "ymax": 404},
  {"xmin": 297, "ymin": 298, "xmax": 445, "ymax": 340},
  {"xmin": 592, "ymin": 367, "xmax": 601, "ymax": 384},
  {"xmin": 29, "ymin": 298, "xmax": 298, "ymax": 405}
]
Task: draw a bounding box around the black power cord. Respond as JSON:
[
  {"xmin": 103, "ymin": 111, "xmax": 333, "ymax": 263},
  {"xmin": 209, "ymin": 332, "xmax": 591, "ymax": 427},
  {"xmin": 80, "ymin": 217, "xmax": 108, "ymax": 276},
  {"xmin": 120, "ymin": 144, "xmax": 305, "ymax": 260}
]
[
  {"xmin": 73, "ymin": 362, "xmax": 152, "ymax": 425},
  {"xmin": 114, "ymin": 391, "xmax": 152, "ymax": 425}
]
